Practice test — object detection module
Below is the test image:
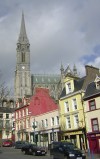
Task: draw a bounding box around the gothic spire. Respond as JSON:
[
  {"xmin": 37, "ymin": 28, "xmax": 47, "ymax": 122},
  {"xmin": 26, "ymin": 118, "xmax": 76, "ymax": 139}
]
[{"xmin": 18, "ymin": 12, "xmax": 29, "ymax": 44}]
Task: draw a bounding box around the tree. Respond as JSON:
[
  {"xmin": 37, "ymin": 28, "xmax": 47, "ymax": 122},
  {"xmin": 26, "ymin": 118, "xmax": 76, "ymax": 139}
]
[{"xmin": 0, "ymin": 71, "xmax": 11, "ymax": 101}]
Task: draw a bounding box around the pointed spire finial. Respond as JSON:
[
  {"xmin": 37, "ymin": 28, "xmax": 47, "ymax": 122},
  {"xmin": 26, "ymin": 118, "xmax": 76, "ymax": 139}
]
[{"xmin": 18, "ymin": 12, "xmax": 29, "ymax": 44}]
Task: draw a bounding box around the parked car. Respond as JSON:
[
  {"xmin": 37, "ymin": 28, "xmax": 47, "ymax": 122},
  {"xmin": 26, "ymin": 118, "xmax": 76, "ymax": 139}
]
[
  {"xmin": 14, "ymin": 141, "xmax": 29, "ymax": 149},
  {"xmin": 50, "ymin": 141, "xmax": 86, "ymax": 159},
  {"xmin": 2, "ymin": 140, "xmax": 13, "ymax": 147},
  {"xmin": 21, "ymin": 143, "xmax": 47, "ymax": 156}
]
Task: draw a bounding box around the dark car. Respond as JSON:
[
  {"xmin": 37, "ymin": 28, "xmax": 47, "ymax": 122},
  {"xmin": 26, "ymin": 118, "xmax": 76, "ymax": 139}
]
[
  {"xmin": 14, "ymin": 141, "xmax": 29, "ymax": 149},
  {"xmin": 50, "ymin": 141, "xmax": 86, "ymax": 159},
  {"xmin": 21, "ymin": 143, "xmax": 46, "ymax": 156},
  {"xmin": 2, "ymin": 140, "xmax": 13, "ymax": 147}
]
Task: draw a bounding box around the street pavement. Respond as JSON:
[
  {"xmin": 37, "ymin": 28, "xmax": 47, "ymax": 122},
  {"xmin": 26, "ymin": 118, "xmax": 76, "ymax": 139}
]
[{"xmin": 0, "ymin": 147, "xmax": 100, "ymax": 159}]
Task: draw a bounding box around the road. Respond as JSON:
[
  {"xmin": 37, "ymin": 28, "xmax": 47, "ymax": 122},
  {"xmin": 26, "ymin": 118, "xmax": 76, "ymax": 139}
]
[
  {"xmin": 0, "ymin": 147, "xmax": 100, "ymax": 159},
  {"xmin": 0, "ymin": 147, "xmax": 51, "ymax": 159}
]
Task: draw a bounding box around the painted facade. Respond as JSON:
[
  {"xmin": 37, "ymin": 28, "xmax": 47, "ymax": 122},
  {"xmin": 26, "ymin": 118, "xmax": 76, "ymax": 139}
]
[
  {"xmin": 59, "ymin": 65, "xmax": 100, "ymax": 151},
  {"xmin": 59, "ymin": 75, "xmax": 87, "ymax": 150},
  {"xmin": 29, "ymin": 87, "xmax": 60, "ymax": 147},
  {"xmin": 15, "ymin": 87, "xmax": 60, "ymax": 147},
  {"xmin": 0, "ymin": 99, "xmax": 15, "ymax": 143},
  {"xmin": 83, "ymin": 75, "xmax": 100, "ymax": 153}
]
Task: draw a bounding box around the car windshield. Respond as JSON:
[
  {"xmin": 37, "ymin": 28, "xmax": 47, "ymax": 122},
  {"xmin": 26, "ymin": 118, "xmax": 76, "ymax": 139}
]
[{"xmin": 63, "ymin": 144, "xmax": 77, "ymax": 150}]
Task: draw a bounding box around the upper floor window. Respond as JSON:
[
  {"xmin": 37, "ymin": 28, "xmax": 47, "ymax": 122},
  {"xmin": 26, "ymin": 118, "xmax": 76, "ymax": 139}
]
[
  {"xmin": 72, "ymin": 98, "xmax": 77, "ymax": 110},
  {"xmin": 64, "ymin": 101, "xmax": 69, "ymax": 112},
  {"xmin": 91, "ymin": 118, "xmax": 99, "ymax": 132},
  {"xmin": 45, "ymin": 119, "xmax": 48, "ymax": 127},
  {"xmin": 74, "ymin": 114, "xmax": 79, "ymax": 128},
  {"xmin": 0, "ymin": 114, "xmax": 3, "ymax": 119},
  {"xmin": 6, "ymin": 114, "xmax": 9, "ymax": 119},
  {"xmin": 51, "ymin": 117, "xmax": 54, "ymax": 126},
  {"xmin": 0, "ymin": 120, "xmax": 3, "ymax": 127},
  {"xmin": 66, "ymin": 116, "xmax": 71, "ymax": 129},
  {"xmin": 89, "ymin": 100, "xmax": 96, "ymax": 111},
  {"xmin": 66, "ymin": 83, "xmax": 71, "ymax": 93},
  {"xmin": 41, "ymin": 120, "xmax": 44, "ymax": 128},
  {"xmin": 56, "ymin": 116, "xmax": 59, "ymax": 125}
]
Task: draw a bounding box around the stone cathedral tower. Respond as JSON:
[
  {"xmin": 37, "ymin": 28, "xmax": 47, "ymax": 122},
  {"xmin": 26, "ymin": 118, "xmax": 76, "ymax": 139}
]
[{"xmin": 14, "ymin": 13, "xmax": 32, "ymax": 99}]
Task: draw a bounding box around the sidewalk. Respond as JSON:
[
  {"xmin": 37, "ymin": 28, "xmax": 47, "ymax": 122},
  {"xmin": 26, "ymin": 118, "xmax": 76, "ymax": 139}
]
[{"xmin": 86, "ymin": 152, "xmax": 100, "ymax": 159}]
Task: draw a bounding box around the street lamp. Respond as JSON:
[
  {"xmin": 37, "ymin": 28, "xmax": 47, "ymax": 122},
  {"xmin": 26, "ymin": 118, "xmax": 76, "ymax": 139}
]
[
  {"xmin": 52, "ymin": 128, "xmax": 54, "ymax": 141},
  {"xmin": 32, "ymin": 118, "xmax": 37, "ymax": 144}
]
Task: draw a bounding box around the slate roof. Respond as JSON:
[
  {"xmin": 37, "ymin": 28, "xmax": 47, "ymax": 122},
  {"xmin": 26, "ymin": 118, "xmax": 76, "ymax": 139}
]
[
  {"xmin": 60, "ymin": 77, "xmax": 85, "ymax": 98},
  {"xmin": 83, "ymin": 82, "xmax": 100, "ymax": 100},
  {"xmin": 31, "ymin": 74, "xmax": 60, "ymax": 84},
  {"xmin": 0, "ymin": 107, "xmax": 15, "ymax": 113}
]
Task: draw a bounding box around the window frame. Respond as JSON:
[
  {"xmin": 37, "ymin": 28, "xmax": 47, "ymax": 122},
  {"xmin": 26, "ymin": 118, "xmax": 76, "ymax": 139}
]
[
  {"xmin": 72, "ymin": 98, "xmax": 77, "ymax": 110},
  {"xmin": 91, "ymin": 118, "xmax": 99, "ymax": 132},
  {"xmin": 66, "ymin": 116, "xmax": 71, "ymax": 129},
  {"xmin": 89, "ymin": 99, "xmax": 96, "ymax": 111},
  {"xmin": 64, "ymin": 101, "xmax": 69, "ymax": 112}
]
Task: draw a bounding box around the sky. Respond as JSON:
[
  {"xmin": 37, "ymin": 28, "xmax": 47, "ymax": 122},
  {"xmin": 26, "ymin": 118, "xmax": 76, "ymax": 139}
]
[{"xmin": 0, "ymin": 0, "xmax": 100, "ymax": 94}]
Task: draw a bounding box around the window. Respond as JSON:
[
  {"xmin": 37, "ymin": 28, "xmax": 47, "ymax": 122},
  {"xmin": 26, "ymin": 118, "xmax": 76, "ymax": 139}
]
[
  {"xmin": 45, "ymin": 119, "xmax": 48, "ymax": 127},
  {"xmin": 41, "ymin": 120, "xmax": 44, "ymax": 127},
  {"xmin": 51, "ymin": 117, "xmax": 54, "ymax": 126},
  {"xmin": 66, "ymin": 116, "xmax": 71, "ymax": 129},
  {"xmin": 22, "ymin": 52, "xmax": 25, "ymax": 62},
  {"xmin": 0, "ymin": 120, "xmax": 3, "ymax": 128},
  {"xmin": 74, "ymin": 114, "xmax": 79, "ymax": 128},
  {"xmin": 67, "ymin": 83, "xmax": 71, "ymax": 92},
  {"xmin": 6, "ymin": 114, "xmax": 9, "ymax": 119},
  {"xmin": 56, "ymin": 116, "xmax": 59, "ymax": 125},
  {"xmin": 91, "ymin": 118, "xmax": 99, "ymax": 132},
  {"xmin": 64, "ymin": 102, "xmax": 69, "ymax": 112},
  {"xmin": 89, "ymin": 100, "xmax": 96, "ymax": 111},
  {"xmin": 96, "ymin": 81, "xmax": 100, "ymax": 89},
  {"xmin": 0, "ymin": 114, "xmax": 3, "ymax": 118},
  {"xmin": 5, "ymin": 120, "xmax": 10, "ymax": 128},
  {"xmin": 72, "ymin": 99, "xmax": 77, "ymax": 110}
]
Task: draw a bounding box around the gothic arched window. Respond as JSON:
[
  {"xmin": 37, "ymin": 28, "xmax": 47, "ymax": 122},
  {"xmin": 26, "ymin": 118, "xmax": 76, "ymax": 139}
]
[{"xmin": 22, "ymin": 52, "xmax": 25, "ymax": 62}]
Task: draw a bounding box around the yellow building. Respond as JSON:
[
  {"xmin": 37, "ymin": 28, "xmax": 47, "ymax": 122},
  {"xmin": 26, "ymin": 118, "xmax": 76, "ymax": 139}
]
[{"xmin": 59, "ymin": 65, "xmax": 100, "ymax": 151}]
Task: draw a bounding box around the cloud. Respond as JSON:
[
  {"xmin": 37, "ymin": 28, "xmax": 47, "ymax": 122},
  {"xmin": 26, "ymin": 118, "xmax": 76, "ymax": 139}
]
[{"xmin": 0, "ymin": 0, "xmax": 100, "ymax": 91}]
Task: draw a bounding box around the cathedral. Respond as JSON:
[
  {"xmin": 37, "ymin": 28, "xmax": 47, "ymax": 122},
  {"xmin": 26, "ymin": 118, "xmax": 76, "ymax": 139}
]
[{"xmin": 14, "ymin": 13, "xmax": 78, "ymax": 100}]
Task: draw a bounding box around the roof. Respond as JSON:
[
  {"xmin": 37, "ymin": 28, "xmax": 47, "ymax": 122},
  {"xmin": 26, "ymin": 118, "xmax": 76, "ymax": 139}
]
[
  {"xmin": 31, "ymin": 74, "xmax": 60, "ymax": 84},
  {"xmin": 83, "ymin": 82, "xmax": 100, "ymax": 100},
  {"xmin": 60, "ymin": 77, "xmax": 85, "ymax": 98},
  {"xmin": 0, "ymin": 107, "xmax": 15, "ymax": 113},
  {"xmin": 29, "ymin": 87, "xmax": 59, "ymax": 116},
  {"xmin": 82, "ymin": 65, "xmax": 100, "ymax": 90}
]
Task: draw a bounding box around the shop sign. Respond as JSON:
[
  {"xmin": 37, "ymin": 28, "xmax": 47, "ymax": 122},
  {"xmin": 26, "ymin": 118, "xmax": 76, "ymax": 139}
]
[{"xmin": 64, "ymin": 131, "xmax": 82, "ymax": 136}]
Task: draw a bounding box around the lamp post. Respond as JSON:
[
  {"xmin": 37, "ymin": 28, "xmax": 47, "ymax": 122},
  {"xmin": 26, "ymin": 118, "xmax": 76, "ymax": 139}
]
[
  {"xmin": 52, "ymin": 128, "xmax": 54, "ymax": 141},
  {"xmin": 32, "ymin": 118, "xmax": 37, "ymax": 144}
]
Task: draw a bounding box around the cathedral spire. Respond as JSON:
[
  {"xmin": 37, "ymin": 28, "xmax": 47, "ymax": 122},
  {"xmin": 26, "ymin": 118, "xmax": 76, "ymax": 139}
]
[{"xmin": 18, "ymin": 12, "xmax": 29, "ymax": 44}]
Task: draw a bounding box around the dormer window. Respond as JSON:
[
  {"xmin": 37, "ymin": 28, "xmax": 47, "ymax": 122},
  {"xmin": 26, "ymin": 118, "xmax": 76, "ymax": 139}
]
[
  {"xmin": 66, "ymin": 82, "xmax": 71, "ymax": 94},
  {"xmin": 96, "ymin": 81, "xmax": 100, "ymax": 89},
  {"xmin": 94, "ymin": 75, "xmax": 100, "ymax": 90}
]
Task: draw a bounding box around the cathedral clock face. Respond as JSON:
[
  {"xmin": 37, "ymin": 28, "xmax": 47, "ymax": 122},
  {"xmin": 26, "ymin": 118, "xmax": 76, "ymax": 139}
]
[{"xmin": 22, "ymin": 66, "xmax": 25, "ymax": 69}]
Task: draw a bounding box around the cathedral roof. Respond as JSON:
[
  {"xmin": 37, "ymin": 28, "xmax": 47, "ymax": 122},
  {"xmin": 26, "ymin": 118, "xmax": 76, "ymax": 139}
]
[{"xmin": 31, "ymin": 74, "xmax": 60, "ymax": 84}]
